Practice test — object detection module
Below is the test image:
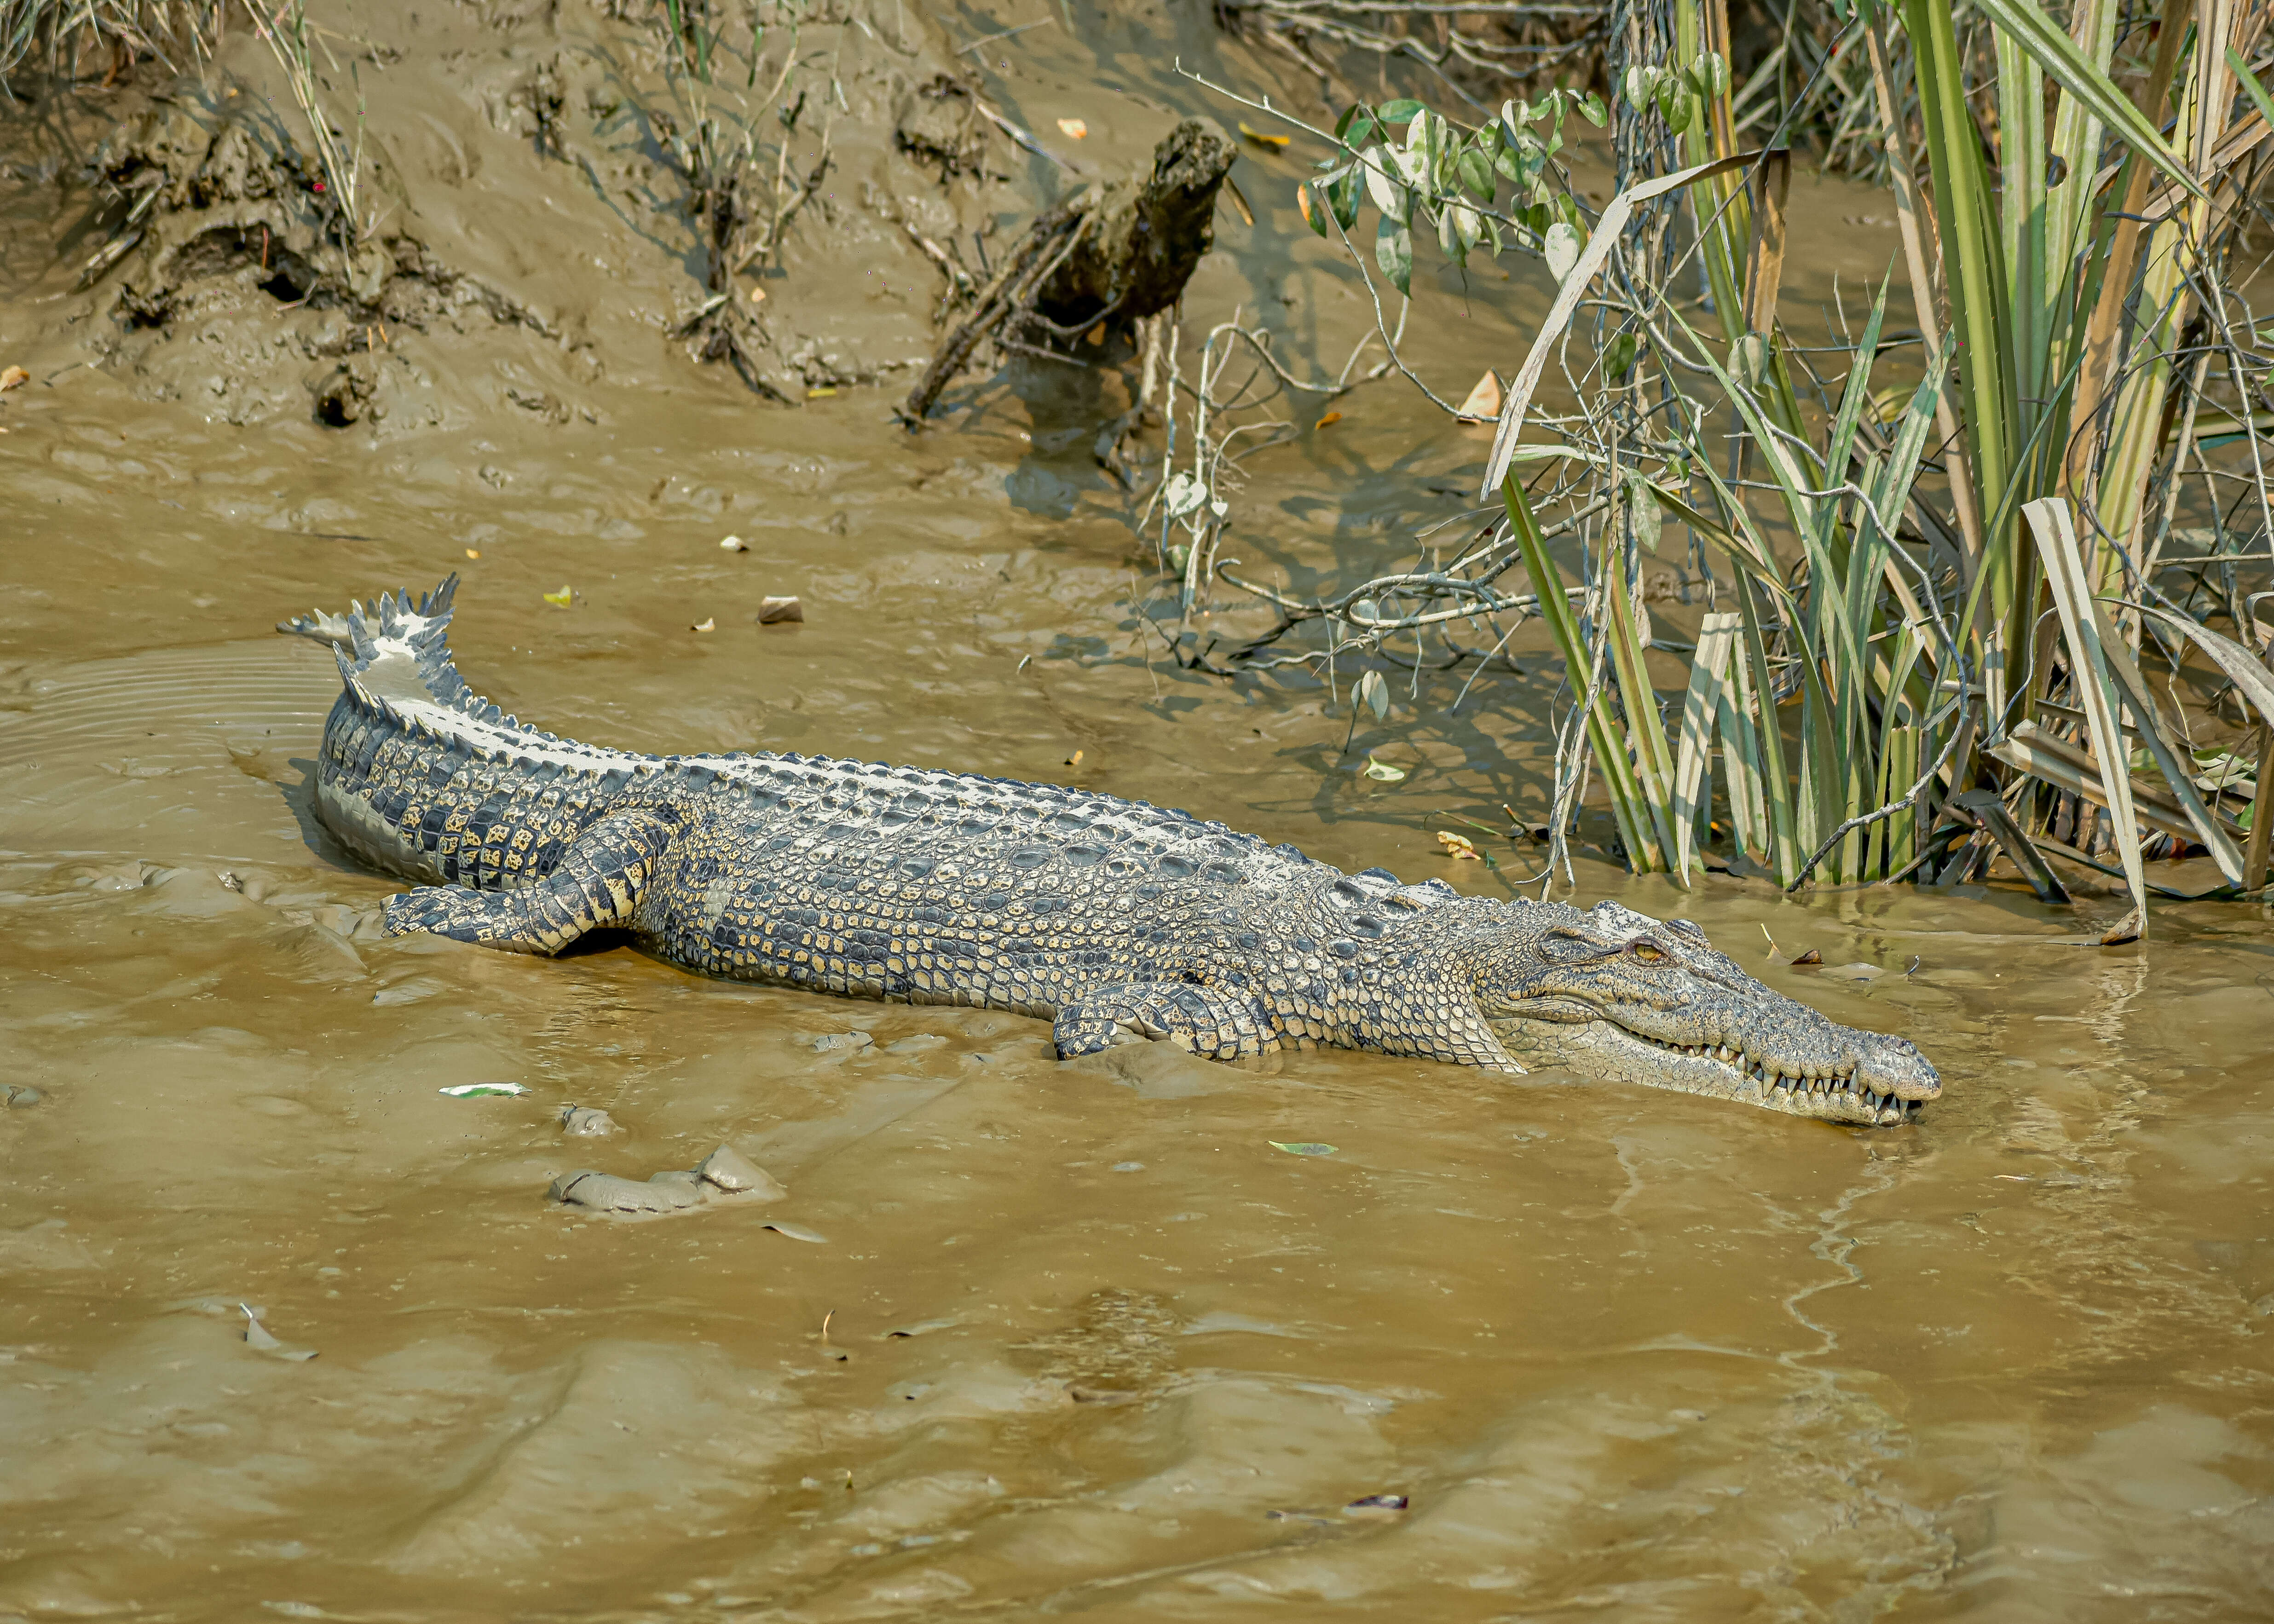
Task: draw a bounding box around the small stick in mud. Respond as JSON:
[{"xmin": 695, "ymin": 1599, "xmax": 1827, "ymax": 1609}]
[{"xmin": 901, "ymin": 118, "xmax": 1235, "ymax": 424}]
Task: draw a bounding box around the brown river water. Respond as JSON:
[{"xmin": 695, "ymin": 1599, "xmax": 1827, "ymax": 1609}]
[{"xmin": 4, "ymin": 4, "xmax": 2274, "ymax": 1619}]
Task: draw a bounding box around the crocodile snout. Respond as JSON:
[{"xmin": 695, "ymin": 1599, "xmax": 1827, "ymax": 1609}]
[{"xmin": 1854, "ymin": 1031, "xmax": 1940, "ymax": 1101}]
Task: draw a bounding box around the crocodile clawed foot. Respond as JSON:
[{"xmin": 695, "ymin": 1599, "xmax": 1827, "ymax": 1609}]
[{"xmin": 383, "ymin": 884, "xmax": 488, "ymax": 942}]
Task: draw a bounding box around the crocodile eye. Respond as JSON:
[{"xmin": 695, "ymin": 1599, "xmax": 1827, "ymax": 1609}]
[{"xmin": 1629, "ymin": 939, "xmax": 1668, "ymax": 964}]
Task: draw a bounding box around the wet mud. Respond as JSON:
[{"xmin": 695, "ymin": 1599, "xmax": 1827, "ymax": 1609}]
[{"xmin": 5, "ymin": 3, "xmax": 2274, "ymax": 1620}]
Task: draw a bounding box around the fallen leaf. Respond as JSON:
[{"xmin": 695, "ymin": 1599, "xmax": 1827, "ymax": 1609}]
[
  {"xmin": 1789, "ymin": 948, "xmax": 1822, "ymax": 966},
  {"xmin": 720, "ymin": 534, "xmax": 748, "ymax": 551},
  {"xmin": 1065, "ymin": 749, "xmax": 1085, "ymax": 767},
  {"xmin": 691, "ymin": 617, "xmax": 715, "ymax": 633},
  {"xmin": 806, "ymin": 386, "xmax": 837, "ymax": 399},
  {"xmin": 440, "ymin": 1082, "xmax": 529, "ymax": 1097},
  {"xmin": 0, "ymin": 364, "xmax": 28, "ymax": 392},
  {"xmin": 1823, "ymin": 961, "xmax": 1882, "ymax": 982},
  {"xmin": 764, "ymin": 1220, "xmax": 828, "ymax": 1244},
  {"xmin": 1269, "ymin": 1140, "xmax": 1337, "ymax": 1157},
  {"xmin": 1057, "ymin": 117, "xmax": 1088, "ymax": 139},
  {"xmin": 757, "ymin": 595, "xmax": 804, "ymax": 624},
  {"xmin": 1437, "ymin": 830, "xmax": 1481, "ymax": 860},
  {"xmin": 1315, "ymin": 409, "xmax": 1342, "ymax": 430},
  {"xmin": 464, "ymin": 547, "xmax": 480, "ymax": 559},
  {"xmin": 241, "ymin": 1304, "xmax": 317, "ymax": 1361},
  {"xmin": 1362, "ymin": 757, "xmax": 1406, "ymax": 783},
  {"xmin": 748, "ymin": 284, "xmax": 767, "ymax": 303},
  {"xmin": 1068, "ymin": 1383, "xmax": 1136, "ymax": 1404},
  {"xmin": 1085, "ymin": 322, "xmax": 1105, "ymax": 345},
  {"xmin": 881, "ymin": 1317, "xmax": 961, "ymax": 1339},
  {"xmin": 1344, "ymin": 1493, "xmax": 1408, "ymax": 1517},
  {"xmin": 543, "ymin": 585, "xmax": 573, "ymax": 607},
  {"xmin": 1237, "ymin": 120, "xmax": 1290, "ymax": 149},
  {"xmin": 1456, "ymin": 369, "xmax": 1502, "ymax": 421}
]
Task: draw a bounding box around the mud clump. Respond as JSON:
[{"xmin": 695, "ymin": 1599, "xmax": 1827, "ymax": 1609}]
[
  {"xmin": 551, "ymin": 1143, "xmax": 789, "ymax": 1217},
  {"xmin": 894, "ymin": 74, "xmax": 993, "ymax": 180}
]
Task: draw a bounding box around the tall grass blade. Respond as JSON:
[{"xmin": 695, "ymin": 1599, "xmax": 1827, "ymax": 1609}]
[{"xmin": 2025, "ymin": 497, "xmax": 2149, "ymax": 929}]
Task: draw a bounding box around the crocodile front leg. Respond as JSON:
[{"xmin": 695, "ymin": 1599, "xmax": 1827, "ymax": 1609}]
[
  {"xmin": 1053, "ymin": 982, "xmax": 1282, "ymax": 1064},
  {"xmin": 383, "ymin": 808, "xmax": 678, "ymax": 955}
]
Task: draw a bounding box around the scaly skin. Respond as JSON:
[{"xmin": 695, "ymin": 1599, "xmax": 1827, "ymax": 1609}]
[{"xmin": 285, "ymin": 580, "xmax": 1942, "ymax": 1126}]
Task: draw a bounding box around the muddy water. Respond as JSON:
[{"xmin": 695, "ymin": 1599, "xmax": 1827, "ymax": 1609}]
[{"xmin": 6, "ymin": 11, "xmax": 2274, "ymax": 1624}]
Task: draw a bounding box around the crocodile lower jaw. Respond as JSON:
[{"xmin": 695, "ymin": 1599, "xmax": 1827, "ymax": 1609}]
[{"xmin": 1500, "ymin": 1019, "xmax": 1926, "ymax": 1126}]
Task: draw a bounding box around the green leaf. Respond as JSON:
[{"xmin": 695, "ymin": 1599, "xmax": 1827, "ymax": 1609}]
[
  {"xmin": 1357, "ymin": 669, "xmax": 1389, "ymax": 719},
  {"xmin": 1962, "ymin": 0, "xmax": 2204, "ymax": 197},
  {"xmin": 2229, "ymin": 46, "xmax": 2274, "ymax": 141},
  {"xmin": 1376, "ymin": 216, "xmax": 1413, "ymax": 294},
  {"xmin": 1378, "ymin": 98, "xmax": 1425, "ymax": 123},
  {"xmin": 1363, "ymin": 146, "xmax": 1405, "ymax": 219},
  {"xmin": 1456, "ymin": 146, "xmax": 1495, "ymax": 200},
  {"xmin": 1604, "ymin": 329, "xmax": 1637, "ymax": 380},
  {"xmin": 1578, "ymin": 90, "xmax": 1607, "ymax": 127},
  {"xmin": 1327, "ymin": 166, "xmax": 1361, "ymax": 229}
]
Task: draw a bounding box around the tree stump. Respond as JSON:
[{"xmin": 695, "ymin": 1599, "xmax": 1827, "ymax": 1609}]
[{"xmin": 901, "ymin": 118, "xmax": 1235, "ymax": 424}]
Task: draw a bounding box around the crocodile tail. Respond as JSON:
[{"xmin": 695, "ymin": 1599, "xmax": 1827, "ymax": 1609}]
[{"xmin": 282, "ymin": 576, "xmax": 476, "ymax": 714}]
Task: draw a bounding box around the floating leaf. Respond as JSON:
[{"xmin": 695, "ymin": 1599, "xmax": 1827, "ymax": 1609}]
[
  {"xmin": 691, "ymin": 617, "xmax": 715, "ymax": 633},
  {"xmin": 1238, "ymin": 121, "xmax": 1289, "ymax": 149},
  {"xmin": 1270, "ymin": 1141, "xmax": 1338, "ymax": 1157},
  {"xmin": 1437, "ymin": 830, "xmax": 1481, "ymax": 860},
  {"xmin": 764, "ymin": 1220, "xmax": 829, "ymax": 1244},
  {"xmin": 805, "ymin": 386, "xmax": 836, "ymax": 399},
  {"xmin": 1362, "ymin": 757, "xmax": 1406, "ymax": 783},
  {"xmin": 464, "ymin": 547, "xmax": 481, "ymax": 559},
  {"xmin": 440, "ymin": 1082, "xmax": 529, "ymax": 1097},
  {"xmin": 1356, "ymin": 669, "xmax": 1389, "ymax": 720},
  {"xmin": 720, "ymin": 534, "xmax": 749, "ymax": 551},
  {"xmin": 1789, "ymin": 948, "xmax": 1822, "ymax": 967},
  {"xmin": 1315, "ymin": 410, "xmax": 1343, "ymax": 430},
  {"xmin": 757, "ymin": 595, "xmax": 803, "ymax": 624},
  {"xmin": 1056, "ymin": 117, "xmax": 1087, "ymax": 139},
  {"xmin": 0, "ymin": 364, "xmax": 27, "ymax": 392},
  {"xmin": 542, "ymin": 585, "xmax": 573, "ymax": 607}
]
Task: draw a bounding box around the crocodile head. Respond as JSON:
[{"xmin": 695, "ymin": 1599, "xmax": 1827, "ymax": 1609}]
[{"xmin": 1473, "ymin": 900, "xmax": 1940, "ymax": 1125}]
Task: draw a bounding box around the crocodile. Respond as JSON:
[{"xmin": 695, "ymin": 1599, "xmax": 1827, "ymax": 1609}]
[{"xmin": 285, "ymin": 579, "xmax": 1941, "ymax": 1126}]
